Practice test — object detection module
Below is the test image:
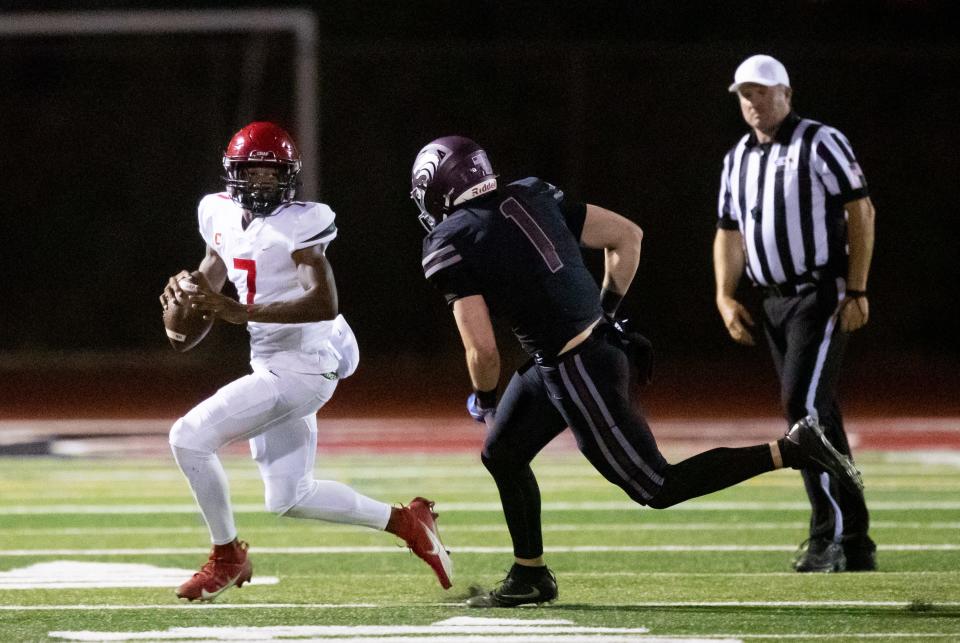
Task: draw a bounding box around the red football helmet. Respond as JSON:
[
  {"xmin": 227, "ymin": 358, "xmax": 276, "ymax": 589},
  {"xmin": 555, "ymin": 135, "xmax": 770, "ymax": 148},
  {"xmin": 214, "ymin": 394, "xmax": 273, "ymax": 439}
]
[{"xmin": 222, "ymin": 122, "xmax": 302, "ymax": 216}]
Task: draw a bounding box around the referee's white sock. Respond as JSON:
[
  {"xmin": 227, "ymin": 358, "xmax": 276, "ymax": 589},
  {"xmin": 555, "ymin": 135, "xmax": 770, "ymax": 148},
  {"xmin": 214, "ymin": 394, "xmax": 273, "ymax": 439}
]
[{"xmin": 171, "ymin": 445, "xmax": 238, "ymax": 545}]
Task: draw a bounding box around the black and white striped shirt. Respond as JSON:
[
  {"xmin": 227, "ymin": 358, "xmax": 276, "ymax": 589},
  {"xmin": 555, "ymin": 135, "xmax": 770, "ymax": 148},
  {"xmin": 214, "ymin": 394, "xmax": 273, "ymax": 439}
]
[{"xmin": 717, "ymin": 112, "xmax": 869, "ymax": 287}]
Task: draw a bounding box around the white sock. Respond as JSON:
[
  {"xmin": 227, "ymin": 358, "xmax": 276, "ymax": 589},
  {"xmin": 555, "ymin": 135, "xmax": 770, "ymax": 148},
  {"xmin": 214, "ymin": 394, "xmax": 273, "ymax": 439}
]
[
  {"xmin": 171, "ymin": 445, "xmax": 237, "ymax": 545},
  {"xmin": 284, "ymin": 479, "xmax": 392, "ymax": 530}
]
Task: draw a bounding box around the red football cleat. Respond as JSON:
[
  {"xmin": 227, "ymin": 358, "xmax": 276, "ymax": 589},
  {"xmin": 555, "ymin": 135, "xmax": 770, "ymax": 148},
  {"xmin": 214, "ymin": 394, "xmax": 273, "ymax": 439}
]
[
  {"xmin": 395, "ymin": 497, "xmax": 453, "ymax": 589},
  {"xmin": 176, "ymin": 539, "xmax": 253, "ymax": 602}
]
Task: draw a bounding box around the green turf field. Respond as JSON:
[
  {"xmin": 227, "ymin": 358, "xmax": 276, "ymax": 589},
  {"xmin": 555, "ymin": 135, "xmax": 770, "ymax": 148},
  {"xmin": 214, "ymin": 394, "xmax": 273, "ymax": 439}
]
[{"xmin": 1, "ymin": 450, "xmax": 958, "ymax": 641}]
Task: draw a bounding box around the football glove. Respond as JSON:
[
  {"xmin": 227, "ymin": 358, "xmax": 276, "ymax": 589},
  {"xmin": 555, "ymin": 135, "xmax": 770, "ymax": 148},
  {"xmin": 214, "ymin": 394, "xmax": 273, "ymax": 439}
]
[
  {"xmin": 607, "ymin": 317, "xmax": 655, "ymax": 386},
  {"xmin": 467, "ymin": 390, "xmax": 497, "ymax": 427}
]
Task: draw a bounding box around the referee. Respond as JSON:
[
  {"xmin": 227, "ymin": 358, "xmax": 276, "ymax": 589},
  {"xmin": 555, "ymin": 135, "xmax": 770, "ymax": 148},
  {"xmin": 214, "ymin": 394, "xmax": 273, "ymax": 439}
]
[{"xmin": 713, "ymin": 55, "xmax": 877, "ymax": 572}]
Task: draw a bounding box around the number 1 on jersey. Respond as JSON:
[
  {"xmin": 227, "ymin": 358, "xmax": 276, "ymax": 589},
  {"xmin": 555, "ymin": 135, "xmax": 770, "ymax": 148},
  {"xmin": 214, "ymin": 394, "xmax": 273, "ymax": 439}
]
[
  {"xmin": 499, "ymin": 197, "xmax": 564, "ymax": 273},
  {"xmin": 233, "ymin": 258, "xmax": 257, "ymax": 304}
]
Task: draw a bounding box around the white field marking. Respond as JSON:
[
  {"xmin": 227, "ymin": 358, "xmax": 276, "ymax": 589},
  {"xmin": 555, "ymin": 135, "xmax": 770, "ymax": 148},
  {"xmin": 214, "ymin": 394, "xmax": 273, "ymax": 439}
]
[
  {"xmin": 48, "ymin": 636, "xmax": 713, "ymax": 643},
  {"xmin": 1, "ymin": 526, "xmax": 208, "ymax": 536},
  {"xmin": 32, "ymin": 462, "xmax": 960, "ymax": 481},
  {"xmin": 486, "ymin": 601, "xmax": 960, "ymax": 608},
  {"xmin": 2, "ymin": 544, "xmax": 959, "ymax": 557},
  {"xmin": 55, "ymin": 638, "xmax": 690, "ymax": 643},
  {"xmin": 5, "ymin": 500, "xmax": 960, "ymax": 515},
  {"xmin": 17, "ymin": 475, "xmax": 960, "ymax": 502},
  {"xmin": 885, "ymin": 450, "xmax": 960, "ymax": 468},
  {"xmin": 0, "ymin": 560, "xmax": 277, "ymax": 590},
  {"xmin": 273, "ymin": 570, "xmax": 960, "ymax": 581},
  {"xmin": 5, "ymin": 520, "xmax": 960, "ymax": 538},
  {"xmin": 713, "ymin": 636, "xmax": 959, "ymax": 640},
  {"xmin": 558, "ymin": 570, "xmax": 960, "ymax": 578},
  {"xmin": 46, "ymin": 467, "xmax": 503, "ymax": 481},
  {"xmin": 48, "ymin": 637, "xmax": 701, "ymax": 643},
  {"xmin": 47, "ymin": 619, "xmax": 657, "ymax": 641},
  {"xmin": 3, "ymin": 603, "xmax": 379, "ymax": 611},
  {"xmin": 5, "ymin": 600, "xmax": 958, "ymax": 612}
]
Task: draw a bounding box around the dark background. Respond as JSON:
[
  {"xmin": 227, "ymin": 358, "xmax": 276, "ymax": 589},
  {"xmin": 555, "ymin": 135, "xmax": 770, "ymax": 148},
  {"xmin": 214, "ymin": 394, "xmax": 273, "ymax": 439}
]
[{"xmin": 1, "ymin": 1, "xmax": 957, "ymax": 417}]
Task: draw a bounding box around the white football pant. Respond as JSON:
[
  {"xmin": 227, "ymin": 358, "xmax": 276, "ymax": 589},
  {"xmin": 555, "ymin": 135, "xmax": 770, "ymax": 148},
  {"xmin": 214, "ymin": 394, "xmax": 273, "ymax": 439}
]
[{"xmin": 169, "ymin": 364, "xmax": 391, "ymax": 544}]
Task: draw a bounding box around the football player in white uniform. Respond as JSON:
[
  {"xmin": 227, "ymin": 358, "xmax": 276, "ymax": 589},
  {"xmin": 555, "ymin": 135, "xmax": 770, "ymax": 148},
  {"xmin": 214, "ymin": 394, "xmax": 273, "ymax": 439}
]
[{"xmin": 160, "ymin": 122, "xmax": 451, "ymax": 601}]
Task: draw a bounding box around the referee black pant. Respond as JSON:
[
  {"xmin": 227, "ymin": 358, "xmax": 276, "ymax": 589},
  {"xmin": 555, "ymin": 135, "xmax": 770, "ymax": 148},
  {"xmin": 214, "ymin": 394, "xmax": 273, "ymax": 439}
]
[
  {"xmin": 482, "ymin": 324, "xmax": 779, "ymax": 560},
  {"xmin": 760, "ymin": 278, "xmax": 871, "ymax": 547}
]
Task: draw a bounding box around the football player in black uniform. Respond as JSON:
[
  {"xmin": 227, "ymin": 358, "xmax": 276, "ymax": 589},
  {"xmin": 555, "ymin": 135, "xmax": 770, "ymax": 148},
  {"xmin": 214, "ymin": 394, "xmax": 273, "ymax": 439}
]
[{"xmin": 411, "ymin": 135, "xmax": 864, "ymax": 608}]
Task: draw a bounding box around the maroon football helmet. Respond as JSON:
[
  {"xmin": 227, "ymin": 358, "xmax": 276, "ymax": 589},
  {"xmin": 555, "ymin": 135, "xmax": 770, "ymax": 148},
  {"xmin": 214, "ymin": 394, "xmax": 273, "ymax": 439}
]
[
  {"xmin": 223, "ymin": 122, "xmax": 302, "ymax": 216},
  {"xmin": 410, "ymin": 135, "xmax": 498, "ymax": 232}
]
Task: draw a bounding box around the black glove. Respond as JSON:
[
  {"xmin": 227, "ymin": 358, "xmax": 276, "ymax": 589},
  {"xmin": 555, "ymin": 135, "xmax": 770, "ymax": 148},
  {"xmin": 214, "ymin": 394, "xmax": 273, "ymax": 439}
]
[{"xmin": 607, "ymin": 317, "xmax": 654, "ymax": 386}]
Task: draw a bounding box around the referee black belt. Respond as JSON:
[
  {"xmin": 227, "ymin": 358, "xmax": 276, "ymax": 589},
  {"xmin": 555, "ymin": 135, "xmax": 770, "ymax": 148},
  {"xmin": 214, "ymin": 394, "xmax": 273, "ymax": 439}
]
[{"xmin": 756, "ymin": 271, "xmax": 831, "ymax": 298}]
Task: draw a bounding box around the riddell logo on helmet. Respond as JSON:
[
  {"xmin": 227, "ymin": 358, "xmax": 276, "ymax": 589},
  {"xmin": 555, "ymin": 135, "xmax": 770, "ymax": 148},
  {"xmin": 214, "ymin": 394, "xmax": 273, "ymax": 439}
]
[
  {"xmin": 454, "ymin": 179, "xmax": 498, "ymax": 206},
  {"xmin": 471, "ymin": 179, "xmax": 497, "ymax": 198}
]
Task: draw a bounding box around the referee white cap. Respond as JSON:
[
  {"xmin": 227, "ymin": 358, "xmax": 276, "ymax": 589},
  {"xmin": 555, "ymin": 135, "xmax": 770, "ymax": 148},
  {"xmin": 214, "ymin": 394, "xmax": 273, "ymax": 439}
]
[{"xmin": 728, "ymin": 55, "xmax": 790, "ymax": 93}]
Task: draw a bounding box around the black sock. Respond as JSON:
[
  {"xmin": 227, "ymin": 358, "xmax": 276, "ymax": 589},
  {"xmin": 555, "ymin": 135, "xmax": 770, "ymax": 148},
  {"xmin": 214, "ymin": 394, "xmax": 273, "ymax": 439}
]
[
  {"xmin": 777, "ymin": 437, "xmax": 802, "ymax": 469},
  {"xmin": 510, "ymin": 562, "xmax": 548, "ymax": 581}
]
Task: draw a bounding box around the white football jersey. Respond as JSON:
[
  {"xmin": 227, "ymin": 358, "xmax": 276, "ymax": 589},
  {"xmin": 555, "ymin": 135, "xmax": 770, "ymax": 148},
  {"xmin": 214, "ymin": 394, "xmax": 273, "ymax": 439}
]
[{"xmin": 198, "ymin": 193, "xmax": 345, "ymax": 372}]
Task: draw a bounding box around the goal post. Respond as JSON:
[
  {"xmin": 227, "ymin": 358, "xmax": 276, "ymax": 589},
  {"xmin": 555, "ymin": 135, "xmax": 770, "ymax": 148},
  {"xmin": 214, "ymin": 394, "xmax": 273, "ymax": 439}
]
[{"xmin": 0, "ymin": 8, "xmax": 320, "ymax": 199}]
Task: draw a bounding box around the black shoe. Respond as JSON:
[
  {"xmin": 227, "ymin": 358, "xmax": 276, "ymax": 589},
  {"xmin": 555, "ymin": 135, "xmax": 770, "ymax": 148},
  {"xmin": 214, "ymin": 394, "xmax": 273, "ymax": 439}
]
[
  {"xmin": 843, "ymin": 537, "xmax": 878, "ymax": 571},
  {"xmin": 466, "ymin": 565, "xmax": 558, "ymax": 607},
  {"xmin": 785, "ymin": 416, "xmax": 864, "ymax": 493},
  {"xmin": 793, "ymin": 538, "xmax": 847, "ymax": 573}
]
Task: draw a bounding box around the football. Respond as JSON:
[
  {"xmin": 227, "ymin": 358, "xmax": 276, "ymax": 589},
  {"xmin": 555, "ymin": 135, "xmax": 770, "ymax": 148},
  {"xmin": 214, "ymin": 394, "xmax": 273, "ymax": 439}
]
[{"xmin": 162, "ymin": 274, "xmax": 214, "ymax": 352}]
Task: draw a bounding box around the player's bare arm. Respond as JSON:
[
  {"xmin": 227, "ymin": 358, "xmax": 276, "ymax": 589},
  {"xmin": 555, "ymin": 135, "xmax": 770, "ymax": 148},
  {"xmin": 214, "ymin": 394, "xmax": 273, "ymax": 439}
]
[
  {"xmin": 197, "ymin": 244, "xmax": 229, "ymax": 292},
  {"xmin": 452, "ymin": 295, "xmax": 500, "ymax": 393},
  {"xmin": 713, "ymin": 228, "xmax": 755, "ymax": 346},
  {"xmin": 579, "ymin": 204, "xmax": 643, "ymax": 303},
  {"xmin": 840, "ymin": 196, "xmax": 875, "ymax": 333},
  {"xmin": 192, "ymin": 243, "xmax": 338, "ymax": 325}
]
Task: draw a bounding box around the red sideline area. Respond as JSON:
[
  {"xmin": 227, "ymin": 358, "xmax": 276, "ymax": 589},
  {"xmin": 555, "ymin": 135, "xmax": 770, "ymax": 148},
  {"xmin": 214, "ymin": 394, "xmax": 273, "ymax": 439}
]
[{"xmin": 1, "ymin": 352, "xmax": 958, "ymax": 453}]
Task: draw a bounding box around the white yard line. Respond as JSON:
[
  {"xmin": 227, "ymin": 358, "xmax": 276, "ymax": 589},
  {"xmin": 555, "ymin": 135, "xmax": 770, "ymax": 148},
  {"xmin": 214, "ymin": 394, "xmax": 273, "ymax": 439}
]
[
  {"xmin": 1, "ymin": 544, "xmax": 958, "ymax": 556},
  {"xmin": 560, "ymin": 570, "xmax": 959, "ymax": 578},
  {"xmin": 53, "ymin": 637, "xmax": 689, "ymax": 643},
  {"xmin": 4, "ymin": 500, "xmax": 960, "ymax": 514},
  {"xmin": 718, "ymin": 635, "xmax": 960, "ymax": 640},
  {"xmin": 3, "ymin": 520, "xmax": 958, "ymax": 537},
  {"xmin": 3, "ymin": 600, "xmax": 958, "ymax": 612},
  {"xmin": 30, "ymin": 464, "xmax": 960, "ymax": 481},
  {"xmin": 0, "ymin": 603, "xmax": 378, "ymax": 610}
]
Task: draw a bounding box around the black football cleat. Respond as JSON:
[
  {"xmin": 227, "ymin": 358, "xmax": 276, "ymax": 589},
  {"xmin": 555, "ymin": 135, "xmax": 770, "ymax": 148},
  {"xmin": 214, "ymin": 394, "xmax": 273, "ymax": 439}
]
[
  {"xmin": 793, "ymin": 538, "xmax": 847, "ymax": 573},
  {"xmin": 466, "ymin": 565, "xmax": 558, "ymax": 607},
  {"xmin": 785, "ymin": 416, "xmax": 864, "ymax": 494},
  {"xmin": 843, "ymin": 537, "xmax": 878, "ymax": 571}
]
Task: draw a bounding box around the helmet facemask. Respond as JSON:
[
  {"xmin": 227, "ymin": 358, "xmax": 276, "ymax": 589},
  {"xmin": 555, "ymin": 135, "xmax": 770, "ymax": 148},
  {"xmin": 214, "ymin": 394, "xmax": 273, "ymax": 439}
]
[
  {"xmin": 222, "ymin": 122, "xmax": 302, "ymax": 217},
  {"xmin": 411, "ymin": 176, "xmax": 441, "ymax": 232},
  {"xmin": 224, "ymin": 160, "xmax": 300, "ymax": 216}
]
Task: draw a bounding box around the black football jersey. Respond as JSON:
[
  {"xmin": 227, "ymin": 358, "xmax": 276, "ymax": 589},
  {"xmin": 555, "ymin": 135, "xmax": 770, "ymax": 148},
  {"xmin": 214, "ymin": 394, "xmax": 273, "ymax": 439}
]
[{"xmin": 422, "ymin": 177, "xmax": 603, "ymax": 357}]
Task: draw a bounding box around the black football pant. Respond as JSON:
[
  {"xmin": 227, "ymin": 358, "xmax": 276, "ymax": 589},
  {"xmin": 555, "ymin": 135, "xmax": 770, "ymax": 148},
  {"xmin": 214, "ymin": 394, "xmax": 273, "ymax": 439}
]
[
  {"xmin": 761, "ymin": 278, "xmax": 871, "ymax": 547},
  {"xmin": 482, "ymin": 324, "xmax": 776, "ymax": 559}
]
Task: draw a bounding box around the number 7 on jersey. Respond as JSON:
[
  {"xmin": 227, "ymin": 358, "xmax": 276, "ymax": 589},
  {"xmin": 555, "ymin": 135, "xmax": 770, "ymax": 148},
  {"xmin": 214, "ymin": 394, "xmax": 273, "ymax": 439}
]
[{"xmin": 233, "ymin": 258, "xmax": 257, "ymax": 304}]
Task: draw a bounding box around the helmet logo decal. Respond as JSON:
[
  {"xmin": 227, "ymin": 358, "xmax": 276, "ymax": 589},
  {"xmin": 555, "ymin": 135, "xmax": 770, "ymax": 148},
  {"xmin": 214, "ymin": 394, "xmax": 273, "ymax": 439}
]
[
  {"xmin": 412, "ymin": 147, "xmax": 447, "ymax": 186},
  {"xmin": 454, "ymin": 178, "xmax": 498, "ymax": 205}
]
